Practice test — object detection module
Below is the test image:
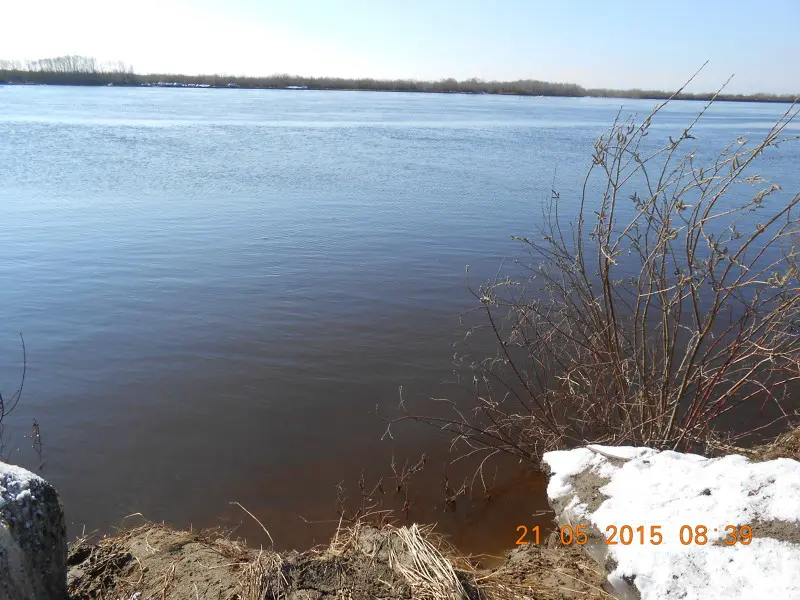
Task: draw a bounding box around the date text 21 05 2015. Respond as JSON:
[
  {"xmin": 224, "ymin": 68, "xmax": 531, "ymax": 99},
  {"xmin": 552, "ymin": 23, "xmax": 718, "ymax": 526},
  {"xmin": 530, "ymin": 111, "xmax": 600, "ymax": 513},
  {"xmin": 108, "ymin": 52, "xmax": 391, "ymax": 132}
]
[{"xmin": 516, "ymin": 524, "xmax": 753, "ymax": 546}]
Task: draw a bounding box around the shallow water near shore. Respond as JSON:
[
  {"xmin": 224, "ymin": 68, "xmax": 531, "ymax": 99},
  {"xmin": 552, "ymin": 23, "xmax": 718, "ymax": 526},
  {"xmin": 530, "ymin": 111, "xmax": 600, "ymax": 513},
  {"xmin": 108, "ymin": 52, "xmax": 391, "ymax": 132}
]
[{"xmin": 0, "ymin": 86, "xmax": 798, "ymax": 556}]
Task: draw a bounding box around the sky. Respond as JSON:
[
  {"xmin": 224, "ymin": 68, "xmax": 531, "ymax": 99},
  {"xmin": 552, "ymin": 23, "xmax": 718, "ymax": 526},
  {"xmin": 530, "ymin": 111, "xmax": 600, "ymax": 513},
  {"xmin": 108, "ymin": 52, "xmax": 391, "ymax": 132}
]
[{"xmin": 2, "ymin": 0, "xmax": 798, "ymax": 94}]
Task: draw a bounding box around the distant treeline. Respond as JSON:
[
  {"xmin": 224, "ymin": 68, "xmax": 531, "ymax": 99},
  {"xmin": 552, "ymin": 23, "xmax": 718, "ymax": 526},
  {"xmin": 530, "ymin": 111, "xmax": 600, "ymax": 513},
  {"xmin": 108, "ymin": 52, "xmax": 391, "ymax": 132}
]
[{"xmin": 1, "ymin": 55, "xmax": 797, "ymax": 103}]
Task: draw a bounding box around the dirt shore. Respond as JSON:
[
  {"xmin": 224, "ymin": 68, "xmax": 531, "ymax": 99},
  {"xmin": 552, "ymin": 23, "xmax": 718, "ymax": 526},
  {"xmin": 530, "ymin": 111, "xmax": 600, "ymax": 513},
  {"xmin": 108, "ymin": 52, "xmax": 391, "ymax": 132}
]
[
  {"xmin": 66, "ymin": 426, "xmax": 800, "ymax": 600},
  {"xmin": 67, "ymin": 521, "xmax": 607, "ymax": 600}
]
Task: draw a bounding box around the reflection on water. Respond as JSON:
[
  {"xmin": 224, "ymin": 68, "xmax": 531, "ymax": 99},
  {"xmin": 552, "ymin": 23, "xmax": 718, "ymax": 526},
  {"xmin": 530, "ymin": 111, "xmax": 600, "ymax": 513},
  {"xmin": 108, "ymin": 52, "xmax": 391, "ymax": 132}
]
[{"xmin": 0, "ymin": 86, "xmax": 797, "ymax": 554}]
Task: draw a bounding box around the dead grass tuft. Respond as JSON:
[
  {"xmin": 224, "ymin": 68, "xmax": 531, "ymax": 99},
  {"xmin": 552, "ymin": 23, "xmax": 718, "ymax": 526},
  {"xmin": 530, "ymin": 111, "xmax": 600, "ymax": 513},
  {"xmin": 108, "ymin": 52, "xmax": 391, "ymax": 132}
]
[
  {"xmin": 386, "ymin": 523, "xmax": 468, "ymax": 600},
  {"xmin": 476, "ymin": 538, "xmax": 608, "ymax": 600},
  {"xmin": 720, "ymin": 425, "xmax": 800, "ymax": 462}
]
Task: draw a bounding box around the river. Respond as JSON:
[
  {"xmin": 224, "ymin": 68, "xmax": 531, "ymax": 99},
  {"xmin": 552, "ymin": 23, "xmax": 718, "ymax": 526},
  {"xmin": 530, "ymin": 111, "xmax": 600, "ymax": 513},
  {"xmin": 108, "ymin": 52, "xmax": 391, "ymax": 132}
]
[{"xmin": 1, "ymin": 86, "xmax": 797, "ymax": 557}]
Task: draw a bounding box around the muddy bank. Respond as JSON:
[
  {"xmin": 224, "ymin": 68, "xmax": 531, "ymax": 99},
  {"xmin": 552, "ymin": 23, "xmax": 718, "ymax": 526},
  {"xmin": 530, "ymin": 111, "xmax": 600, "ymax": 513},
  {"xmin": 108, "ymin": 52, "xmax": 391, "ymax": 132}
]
[
  {"xmin": 67, "ymin": 522, "xmax": 604, "ymax": 600},
  {"xmin": 67, "ymin": 425, "xmax": 800, "ymax": 600},
  {"xmin": 9, "ymin": 426, "xmax": 800, "ymax": 599}
]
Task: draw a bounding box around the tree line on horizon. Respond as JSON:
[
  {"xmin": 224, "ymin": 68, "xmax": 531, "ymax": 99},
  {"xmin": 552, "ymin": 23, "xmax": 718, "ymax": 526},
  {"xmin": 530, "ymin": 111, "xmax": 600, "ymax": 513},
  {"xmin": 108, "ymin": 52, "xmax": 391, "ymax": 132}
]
[{"xmin": 1, "ymin": 55, "xmax": 796, "ymax": 103}]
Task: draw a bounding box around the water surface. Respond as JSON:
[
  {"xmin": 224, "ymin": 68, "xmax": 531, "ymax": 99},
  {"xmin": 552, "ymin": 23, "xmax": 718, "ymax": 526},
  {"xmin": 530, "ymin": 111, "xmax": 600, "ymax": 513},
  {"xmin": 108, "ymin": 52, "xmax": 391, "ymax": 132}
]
[{"xmin": 0, "ymin": 86, "xmax": 797, "ymax": 555}]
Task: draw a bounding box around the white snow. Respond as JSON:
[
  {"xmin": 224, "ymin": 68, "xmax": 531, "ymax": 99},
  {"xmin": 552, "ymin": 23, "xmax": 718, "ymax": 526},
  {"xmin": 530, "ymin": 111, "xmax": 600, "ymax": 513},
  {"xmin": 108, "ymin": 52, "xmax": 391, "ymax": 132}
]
[
  {"xmin": 543, "ymin": 446, "xmax": 800, "ymax": 600},
  {"xmin": 14, "ymin": 489, "xmax": 31, "ymax": 503},
  {"xmin": 1, "ymin": 462, "xmax": 43, "ymax": 508},
  {"xmin": 544, "ymin": 446, "xmax": 656, "ymax": 501}
]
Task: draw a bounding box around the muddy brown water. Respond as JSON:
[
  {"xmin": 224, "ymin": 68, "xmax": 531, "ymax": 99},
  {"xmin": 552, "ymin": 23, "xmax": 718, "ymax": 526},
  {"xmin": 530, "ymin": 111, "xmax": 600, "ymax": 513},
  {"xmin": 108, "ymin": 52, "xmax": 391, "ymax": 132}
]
[{"xmin": 1, "ymin": 87, "xmax": 798, "ymax": 559}]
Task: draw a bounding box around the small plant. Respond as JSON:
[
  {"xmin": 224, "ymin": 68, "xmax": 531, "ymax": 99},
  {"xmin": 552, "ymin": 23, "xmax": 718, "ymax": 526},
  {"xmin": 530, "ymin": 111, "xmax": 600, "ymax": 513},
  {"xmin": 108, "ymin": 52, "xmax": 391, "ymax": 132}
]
[
  {"xmin": 0, "ymin": 333, "xmax": 26, "ymax": 459},
  {"xmin": 389, "ymin": 75, "xmax": 800, "ymax": 466}
]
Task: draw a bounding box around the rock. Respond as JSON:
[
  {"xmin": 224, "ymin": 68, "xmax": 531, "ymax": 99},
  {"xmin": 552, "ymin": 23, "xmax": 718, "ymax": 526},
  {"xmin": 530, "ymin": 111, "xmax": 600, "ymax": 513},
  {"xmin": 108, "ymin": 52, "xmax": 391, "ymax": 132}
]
[
  {"xmin": 542, "ymin": 446, "xmax": 800, "ymax": 600},
  {"xmin": 0, "ymin": 462, "xmax": 67, "ymax": 600}
]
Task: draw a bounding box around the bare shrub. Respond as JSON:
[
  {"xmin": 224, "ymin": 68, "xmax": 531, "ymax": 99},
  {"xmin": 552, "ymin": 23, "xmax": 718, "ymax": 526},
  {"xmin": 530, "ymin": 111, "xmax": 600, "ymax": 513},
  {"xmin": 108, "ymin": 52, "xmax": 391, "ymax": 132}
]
[
  {"xmin": 0, "ymin": 333, "xmax": 26, "ymax": 458},
  {"xmin": 389, "ymin": 81, "xmax": 800, "ymax": 466}
]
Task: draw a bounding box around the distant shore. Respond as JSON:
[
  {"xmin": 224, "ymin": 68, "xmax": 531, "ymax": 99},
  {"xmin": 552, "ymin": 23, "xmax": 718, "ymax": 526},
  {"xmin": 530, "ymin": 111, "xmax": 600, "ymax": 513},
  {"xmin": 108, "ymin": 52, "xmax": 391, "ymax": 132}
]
[{"xmin": 1, "ymin": 69, "xmax": 798, "ymax": 103}]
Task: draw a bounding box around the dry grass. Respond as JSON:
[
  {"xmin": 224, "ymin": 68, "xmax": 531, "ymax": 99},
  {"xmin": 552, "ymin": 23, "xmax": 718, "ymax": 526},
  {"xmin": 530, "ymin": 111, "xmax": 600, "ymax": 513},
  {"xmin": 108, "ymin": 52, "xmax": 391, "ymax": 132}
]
[
  {"xmin": 238, "ymin": 549, "xmax": 287, "ymax": 600},
  {"xmin": 68, "ymin": 522, "xmax": 269, "ymax": 599},
  {"xmin": 386, "ymin": 523, "xmax": 468, "ymax": 600},
  {"xmin": 323, "ymin": 520, "xmax": 607, "ymax": 600},
  {"xmin": 476, "ymin": 545, "xmax": 608, "ymax": 600},
  {"xmin": 719, "ymin": 424, "xmax": 800, "ymax": 461},
  {"xmin": 68, "ymin": 518, "xmax": 607, "ymax": 600}
]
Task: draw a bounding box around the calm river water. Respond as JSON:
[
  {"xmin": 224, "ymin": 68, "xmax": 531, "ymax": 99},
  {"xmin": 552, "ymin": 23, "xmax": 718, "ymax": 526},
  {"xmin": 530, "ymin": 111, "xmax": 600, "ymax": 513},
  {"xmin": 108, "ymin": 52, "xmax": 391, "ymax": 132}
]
[{"xmin": 1, "ymin": 86, "xmax": 797, "ymax": 556}]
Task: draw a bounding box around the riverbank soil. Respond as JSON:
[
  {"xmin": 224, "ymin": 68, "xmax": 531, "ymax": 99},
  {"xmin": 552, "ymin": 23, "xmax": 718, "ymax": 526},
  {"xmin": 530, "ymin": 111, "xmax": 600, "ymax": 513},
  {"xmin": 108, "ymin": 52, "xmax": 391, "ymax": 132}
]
[
  {"xmin": 732, "ymin": 426, "xmax": 800, "ymax": 461},
  {"xmin": 67, "ymin": 522, "xmax": 605, "ymax": 600}
]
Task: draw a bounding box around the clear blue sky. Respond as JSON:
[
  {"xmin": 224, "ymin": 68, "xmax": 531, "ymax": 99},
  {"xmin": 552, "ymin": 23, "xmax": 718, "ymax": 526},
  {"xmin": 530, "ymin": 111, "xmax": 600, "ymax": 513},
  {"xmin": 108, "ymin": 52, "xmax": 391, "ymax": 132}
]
[{"xmin": 2, "ymin": 0, "xmax": 798, "ymax": 93}]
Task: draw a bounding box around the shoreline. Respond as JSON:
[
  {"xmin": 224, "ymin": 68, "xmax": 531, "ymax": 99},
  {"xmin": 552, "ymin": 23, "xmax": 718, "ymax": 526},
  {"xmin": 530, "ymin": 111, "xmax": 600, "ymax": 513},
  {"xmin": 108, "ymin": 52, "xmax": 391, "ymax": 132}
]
[
  {"xmin": 63, "ymin": 426, "xmax": 799, "ymax": 599},
  {"xmin": 67, "ymin": 520, "xmax": 605, "ymax": 600},
  {"xmin": 1, "ymin": 77, "xmax": 797, "ymax": 104},
  {"xmin": 1, "ymin": 426, "xmax": 796, "ymax": 599}
]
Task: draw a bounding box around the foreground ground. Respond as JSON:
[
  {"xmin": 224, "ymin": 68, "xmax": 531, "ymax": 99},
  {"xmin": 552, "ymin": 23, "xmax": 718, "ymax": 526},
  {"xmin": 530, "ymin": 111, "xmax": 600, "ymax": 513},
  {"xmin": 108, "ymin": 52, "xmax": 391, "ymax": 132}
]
[
  {"xmin": 67, "ymin": 427, "xmax": 800, "ymax": 600},
  {"xmin": 67, "ymin": 522, "xmax": 606, "ymax": 600}
]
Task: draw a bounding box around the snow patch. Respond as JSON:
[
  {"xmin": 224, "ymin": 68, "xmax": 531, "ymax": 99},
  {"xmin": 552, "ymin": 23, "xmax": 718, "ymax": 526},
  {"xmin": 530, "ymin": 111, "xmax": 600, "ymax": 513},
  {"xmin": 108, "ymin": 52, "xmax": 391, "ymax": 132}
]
[
  {"xmin": 543, "ymin": 446, "xmax": 800, "ymax": 600},
  {"xmin": 1, "ymin": 463, "xmax": 43, "ymax": 506}
]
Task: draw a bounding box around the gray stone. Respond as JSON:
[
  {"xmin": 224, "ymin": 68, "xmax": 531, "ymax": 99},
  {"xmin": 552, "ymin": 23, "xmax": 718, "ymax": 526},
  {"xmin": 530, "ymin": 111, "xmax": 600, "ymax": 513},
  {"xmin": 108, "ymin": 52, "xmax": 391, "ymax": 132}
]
[{"xmin": 0, "ymin": 462, "xmax": 67, "ymax": 600}]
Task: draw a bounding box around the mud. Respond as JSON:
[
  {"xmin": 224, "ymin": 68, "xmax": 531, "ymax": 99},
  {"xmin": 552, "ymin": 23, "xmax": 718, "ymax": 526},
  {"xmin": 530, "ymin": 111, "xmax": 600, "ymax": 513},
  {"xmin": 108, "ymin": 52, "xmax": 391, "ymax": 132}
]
[{"xmin": 750, "ymin": 519, "xmax": 800, "ymax": 546}]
